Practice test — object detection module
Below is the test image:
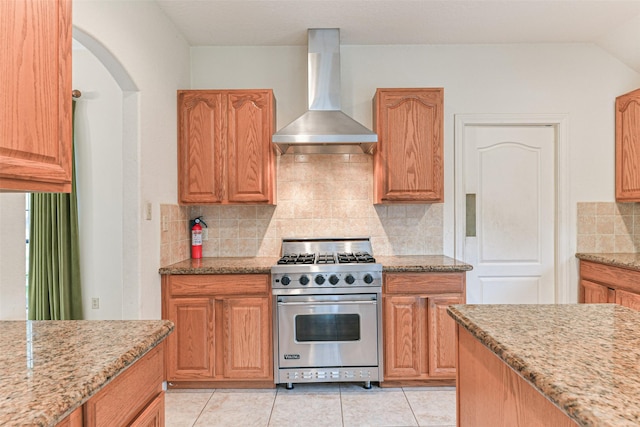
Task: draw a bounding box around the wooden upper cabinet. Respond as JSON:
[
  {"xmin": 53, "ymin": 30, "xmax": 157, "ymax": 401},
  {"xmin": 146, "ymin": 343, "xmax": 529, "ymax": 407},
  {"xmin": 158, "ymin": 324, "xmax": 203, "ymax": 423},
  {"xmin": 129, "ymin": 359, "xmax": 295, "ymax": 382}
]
[
  {"xmin": 226, "ymin": 92, "xmax": 275, "ymax": 203},
  {"xmin": 178, "ymin": 90, "xmax": 275, "ymax": 205},
  {"xmin": 615, "ymin": 87, "xmax": 640, "ymax": 202},
  {"xmin": 373, "ymin": 88, "xmax": 444, "ymax": 204},
  {"xmin": 0, "ymin": 0, "xmax": 73, "ymax": 192},
  {"xmin": 178, "ymin": 92, "xmax": 224, "ymax": 203}
]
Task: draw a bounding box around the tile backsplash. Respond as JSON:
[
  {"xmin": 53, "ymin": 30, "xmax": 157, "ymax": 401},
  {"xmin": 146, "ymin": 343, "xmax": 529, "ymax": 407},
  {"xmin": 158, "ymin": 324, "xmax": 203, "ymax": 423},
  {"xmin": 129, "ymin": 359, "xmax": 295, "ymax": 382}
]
[
  {"xmin": 160, "ymin": 154, "xmax": 444, "ymax": 265},
  {"xmin": 577, "ymin": 202, "xmax": 640, "ymax": 253}
]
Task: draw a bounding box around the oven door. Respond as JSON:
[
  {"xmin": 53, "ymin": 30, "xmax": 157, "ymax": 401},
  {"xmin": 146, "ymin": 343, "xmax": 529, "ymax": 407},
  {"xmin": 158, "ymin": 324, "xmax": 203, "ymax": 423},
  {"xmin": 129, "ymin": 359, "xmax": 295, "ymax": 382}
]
[{"xmin": 276, "ymin": 294, "xmax": 379, "ymax": 368}]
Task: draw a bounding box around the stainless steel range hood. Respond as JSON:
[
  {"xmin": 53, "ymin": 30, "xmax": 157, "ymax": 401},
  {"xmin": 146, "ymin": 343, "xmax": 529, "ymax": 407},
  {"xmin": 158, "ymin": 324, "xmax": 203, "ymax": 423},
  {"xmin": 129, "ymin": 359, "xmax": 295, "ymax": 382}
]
[{"xmin": 272, "ymin": 29, "xmax": 378, "ymax": 154}]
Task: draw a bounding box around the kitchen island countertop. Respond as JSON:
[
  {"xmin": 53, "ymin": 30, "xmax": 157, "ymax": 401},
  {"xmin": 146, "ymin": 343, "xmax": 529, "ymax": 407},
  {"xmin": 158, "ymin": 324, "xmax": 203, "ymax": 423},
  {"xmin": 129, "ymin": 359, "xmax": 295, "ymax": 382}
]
[
  {"xmin": 448, "ymin": 304, "xmax": 640, "ymax": 426},
  {"xmin": 159, "ymin": 255, "xmax": 471, "ymax": 275},
  {"xmin": 576, "ymin": 252, "xmax": 640, "ymax": 272},
  {"xmin": 0, "ymin": 320, "xmax": 173, "ymax": 426}
]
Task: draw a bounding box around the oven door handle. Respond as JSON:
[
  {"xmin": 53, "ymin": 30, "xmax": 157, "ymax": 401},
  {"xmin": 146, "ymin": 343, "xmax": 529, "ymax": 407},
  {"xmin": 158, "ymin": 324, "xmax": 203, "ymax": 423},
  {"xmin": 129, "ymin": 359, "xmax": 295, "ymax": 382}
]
[{"xmin": 277, "ymin": 300, "xmax": 377, "ymax": 306}]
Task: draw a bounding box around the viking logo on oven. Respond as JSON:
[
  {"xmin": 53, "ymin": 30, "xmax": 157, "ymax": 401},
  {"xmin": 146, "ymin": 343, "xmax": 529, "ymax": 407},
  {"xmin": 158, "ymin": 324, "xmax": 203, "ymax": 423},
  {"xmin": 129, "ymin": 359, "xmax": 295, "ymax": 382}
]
[{"xmin": 284, "ymin": 354, "xmax": 300, "ymax": 360}]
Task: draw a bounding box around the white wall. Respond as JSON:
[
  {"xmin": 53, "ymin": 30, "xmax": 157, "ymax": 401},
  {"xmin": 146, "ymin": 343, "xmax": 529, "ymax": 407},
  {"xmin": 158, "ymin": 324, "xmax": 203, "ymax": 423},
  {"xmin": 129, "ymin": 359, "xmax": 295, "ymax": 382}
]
[
  {"xmin": 73, "ymin": 0, "xmax": 190, "ymax": 319},
  {"xmin": 192, "ymin": 43, "xmax": 640, "ymax": 302},
  {"xmin": 0, "ymin": 194, "xmax": 26, "ymax": 320},
  {"xmin": 73, "ymin": 46, "xmax": 124, "ymax": 320}
]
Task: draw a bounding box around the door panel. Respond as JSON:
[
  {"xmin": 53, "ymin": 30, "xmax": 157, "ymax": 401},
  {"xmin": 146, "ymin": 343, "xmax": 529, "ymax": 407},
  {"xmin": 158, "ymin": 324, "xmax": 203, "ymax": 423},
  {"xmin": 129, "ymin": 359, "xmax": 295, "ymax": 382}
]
[
  {"xmin": 465, "ymin": 125, "xmax": 555, "ymax": 304},
  {"xmin": 223, "ymin": 297, "xmax": 271, "ymax": 379}
]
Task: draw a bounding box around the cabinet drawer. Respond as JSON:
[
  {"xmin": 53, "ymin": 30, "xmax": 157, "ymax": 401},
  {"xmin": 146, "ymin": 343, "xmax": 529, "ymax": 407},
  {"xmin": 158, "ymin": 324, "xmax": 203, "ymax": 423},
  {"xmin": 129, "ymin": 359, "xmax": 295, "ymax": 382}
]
[
  {"xmin": 169, "ymin": 274, "xmax": 270, "ymax": 297},
  {"xmin": 84, "ymin": 345, "xmax": 163, "ymax": 427},
  {"xmin": 384, "ymin": 273, "xmax": 464, "ymax": 294},
  {"xmin": 580, "ymin": 261, "xmax": 640, "ymax": 295}
]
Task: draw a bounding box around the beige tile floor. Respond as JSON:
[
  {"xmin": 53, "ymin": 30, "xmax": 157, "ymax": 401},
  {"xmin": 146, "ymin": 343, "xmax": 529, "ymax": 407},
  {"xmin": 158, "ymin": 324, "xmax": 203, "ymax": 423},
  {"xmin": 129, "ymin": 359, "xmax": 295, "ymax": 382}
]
[{"xmin": 165, "ymin": 383, "xmax": 456, "ymax": 427}]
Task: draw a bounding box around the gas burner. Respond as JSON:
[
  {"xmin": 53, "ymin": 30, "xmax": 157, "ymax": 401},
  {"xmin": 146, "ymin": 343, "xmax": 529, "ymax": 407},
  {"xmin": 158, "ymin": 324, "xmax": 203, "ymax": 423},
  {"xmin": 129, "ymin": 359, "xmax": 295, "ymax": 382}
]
[
  {"xmin": 272, "ymin": 238, "xmax": 382, "ymax": 291},
  {"xmin": 337, "ymin": 252, "xmax": 376, "ymax": 264},
  {"xmin": 316, "ymin": 253, "xmax": 336, "ymax": 264},
  {"xmin": 277, "ymin": 253, "xmax": 315, "ymax": 265}
]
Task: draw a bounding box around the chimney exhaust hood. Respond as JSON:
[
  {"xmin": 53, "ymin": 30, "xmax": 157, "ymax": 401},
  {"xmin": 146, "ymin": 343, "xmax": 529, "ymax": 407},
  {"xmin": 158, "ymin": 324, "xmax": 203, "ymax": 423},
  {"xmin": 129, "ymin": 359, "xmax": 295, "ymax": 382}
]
[{"xmin": 272, "ymin": 29, "xmax": 378, "ymax": 154}]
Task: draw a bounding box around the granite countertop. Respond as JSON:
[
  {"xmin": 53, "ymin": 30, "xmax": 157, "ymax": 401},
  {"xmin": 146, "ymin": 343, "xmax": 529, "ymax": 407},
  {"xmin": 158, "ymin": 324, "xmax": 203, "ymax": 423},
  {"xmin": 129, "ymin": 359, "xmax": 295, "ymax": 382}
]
[
  {"xmin": 0, "ymin": 320, "xmax": 174, "ymax": 426},
  {"xmin": 376, "ymin": 255, "xmax": 472, "ymax": 272},
  {"xmin": 576, "ymin": 252, "xmax": 640, "ymax": 272},
  {"xmin": 159, "ymin": 255, "xmax": 472, "ymax": 275},
  {"xmin": 448, "ymin": 304, "xmax": 640, "ymax": 426},
  {"xmin": 159, "ymin": 257, "xmax": 279, "ymax": 275}
]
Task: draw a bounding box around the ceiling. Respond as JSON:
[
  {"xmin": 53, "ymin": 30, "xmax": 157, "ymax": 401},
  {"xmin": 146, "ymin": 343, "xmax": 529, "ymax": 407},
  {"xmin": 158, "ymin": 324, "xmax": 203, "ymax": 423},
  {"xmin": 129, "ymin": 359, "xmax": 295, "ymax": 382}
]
[
  {"xmin": 156, "ymin": 0, "xmax": 640, "ymax": 46},
  {"xmin": 154, "ymin": 0, "xmax": 640, "ymax": 73}
]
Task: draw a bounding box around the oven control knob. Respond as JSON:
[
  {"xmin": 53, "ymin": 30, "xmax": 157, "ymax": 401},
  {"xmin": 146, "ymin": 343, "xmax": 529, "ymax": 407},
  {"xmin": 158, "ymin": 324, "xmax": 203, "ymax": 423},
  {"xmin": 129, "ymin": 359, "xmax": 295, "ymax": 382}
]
[
  {"xmin": 299, "ymin": 275, "xmax": 310, "ymax": 286},
  {"xmin": 329, "ymin": 275, "xmax": 339, "ymax": 285},
  {"xmin": 315, "ymin": 275, "xmax": 325, "ymax": 285},
  {"xmin": 345, "ymin": 274, "xmax": 355, "ymax": 285},
  {"xmin": 280, "ymin": 276, "xmax": 291, "ymax": 286},
  {"xmin": 363, "ymin": 274, "xmax": 374, "ymax": 284}
]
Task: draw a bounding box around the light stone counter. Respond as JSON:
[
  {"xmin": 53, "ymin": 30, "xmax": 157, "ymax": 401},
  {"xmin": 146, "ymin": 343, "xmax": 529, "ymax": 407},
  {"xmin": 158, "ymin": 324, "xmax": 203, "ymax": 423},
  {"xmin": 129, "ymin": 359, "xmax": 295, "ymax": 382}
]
[
  {"xmin": 159, "ymin": 257, "xmax": 278, "ymax": 275},
  {"xmin": 0, "ymin": 320, "xmax": 173, "ymax": 426},
  {"xmin": 448, "ymin": 304, "xmax": 640, "ymax": 426},
  {"xmin": 576, "ymin": 252, "xmax": 640, "ymax": 272},
  {"xmin": 376, "ymin": 255, "xmax": 472, "ymax": 272},
  {"xmin": 159, "ymin": 255, "xmax": 471, "ymax": 275}
]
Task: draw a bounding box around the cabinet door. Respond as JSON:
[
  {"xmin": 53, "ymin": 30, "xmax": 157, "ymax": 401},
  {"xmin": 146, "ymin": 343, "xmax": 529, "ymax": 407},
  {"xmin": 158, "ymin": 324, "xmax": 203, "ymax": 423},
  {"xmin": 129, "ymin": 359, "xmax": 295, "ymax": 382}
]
[
  {"xmin": 616, "ymin": 289, "xmax": 640, "ymax": 311},
  {"xmin": 166, "ymin": 298, "xmax": 215, "ymax": 380},
  {"xmin": 129, "ymin": 392, "xmax": 164, "ymax": 427},
  {"xmin": 226, "ymin": 91, "xmax": 275, "ymax": 204},
  {"xmin": 383, "ymin": 295, "xmax": 426, "ymax": 379},
  {"xmin": 55, "ymin": 407, "xmax": 82, "ymax": 427},
  {"xmin": 222, "ymin": 297, "xmax": 272, "ymax": 379},
  {"xmin": 428, "ymin": 295, "xmax": 462, "ymax": 378},
  {"xmin": 0, "ymin": 0, "xmax": 72, "ymax": 192},
  {"xmin": 615, "ymin": 88, "xmax": 640, "ymax": 202},
  {"xmin": 374, "ymin": 88, "xmax": 444, "ymax": 203},
  {"xmin": 178, "ymin": 91, "xmax": 225, "ymax": 204},
  {"xmin": 580, "ymin": 280, "xmax": 613, "ymax": 304}
]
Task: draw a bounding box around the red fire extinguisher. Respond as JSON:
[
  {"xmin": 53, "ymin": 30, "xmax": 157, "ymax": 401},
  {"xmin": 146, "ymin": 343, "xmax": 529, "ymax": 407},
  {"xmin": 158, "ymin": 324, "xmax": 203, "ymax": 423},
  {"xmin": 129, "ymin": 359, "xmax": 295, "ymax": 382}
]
[{"xmin": 191, "ymin": 217, "xmax": 208, "ymax": 259}]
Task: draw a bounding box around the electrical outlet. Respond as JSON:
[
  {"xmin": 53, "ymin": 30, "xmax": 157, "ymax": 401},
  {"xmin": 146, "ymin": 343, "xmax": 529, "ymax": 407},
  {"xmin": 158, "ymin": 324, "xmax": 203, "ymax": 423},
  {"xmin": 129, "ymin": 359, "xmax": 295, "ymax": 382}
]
[
  {"xmin": 91, "ymin": 298, "xmax": 100, "ymax": 309},
  {"xmin": 162, "ymin": 215, "xmax": 169, "ymax": 232},
  {"xmin": 202, "ymin": 228, "xmax": 208, "ymax": 241}
]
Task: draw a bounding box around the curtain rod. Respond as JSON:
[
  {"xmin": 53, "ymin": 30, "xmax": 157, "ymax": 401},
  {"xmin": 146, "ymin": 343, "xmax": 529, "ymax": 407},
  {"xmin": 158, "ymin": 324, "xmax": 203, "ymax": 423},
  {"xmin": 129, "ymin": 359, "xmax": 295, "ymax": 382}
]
[{"xmin": 72, "ymin": 89, "xmax": 81, "ymax": 99}]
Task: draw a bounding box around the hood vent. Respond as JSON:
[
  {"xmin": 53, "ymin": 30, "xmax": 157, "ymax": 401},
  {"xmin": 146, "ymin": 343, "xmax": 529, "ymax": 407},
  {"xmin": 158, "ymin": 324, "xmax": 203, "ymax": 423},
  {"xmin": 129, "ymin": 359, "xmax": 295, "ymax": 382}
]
[{"xmin": 272, "ymin": 29, "xmax": 377, "ymax": 154}]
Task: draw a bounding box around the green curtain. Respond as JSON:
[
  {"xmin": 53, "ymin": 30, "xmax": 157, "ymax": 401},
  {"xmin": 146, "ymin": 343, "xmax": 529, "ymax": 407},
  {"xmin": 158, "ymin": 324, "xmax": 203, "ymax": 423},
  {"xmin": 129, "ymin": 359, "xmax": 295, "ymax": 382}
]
[{"xmin": 28, "ymin": 101, "xmax": 83, "ymax": 320}]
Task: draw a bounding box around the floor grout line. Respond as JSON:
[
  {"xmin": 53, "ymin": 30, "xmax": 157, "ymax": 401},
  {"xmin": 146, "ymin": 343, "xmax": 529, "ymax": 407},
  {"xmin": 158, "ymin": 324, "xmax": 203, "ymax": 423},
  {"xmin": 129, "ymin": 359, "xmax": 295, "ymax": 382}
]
[
  {"xmin": 167, "ymin": 385, "xmax": 456, "ymax": 427},
  {"xmin": 402, "ymin": 387, "xmax": 421, "ymax": 427}
]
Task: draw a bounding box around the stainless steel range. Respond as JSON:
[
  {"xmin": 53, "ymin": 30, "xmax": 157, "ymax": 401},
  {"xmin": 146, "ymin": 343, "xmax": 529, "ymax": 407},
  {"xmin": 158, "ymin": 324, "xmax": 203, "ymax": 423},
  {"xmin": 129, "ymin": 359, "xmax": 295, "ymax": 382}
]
[{"xmin": 272, "ymin": 237, "xmax": 383, "ymax": 389}]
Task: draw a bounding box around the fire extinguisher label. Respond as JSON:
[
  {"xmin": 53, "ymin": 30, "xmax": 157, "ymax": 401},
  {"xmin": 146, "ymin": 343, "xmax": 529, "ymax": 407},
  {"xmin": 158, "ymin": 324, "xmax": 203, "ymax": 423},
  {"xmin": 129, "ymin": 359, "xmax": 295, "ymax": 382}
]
[{"xmin": 192, "ymin": 231, "xmax": 202, "ymax": 246}]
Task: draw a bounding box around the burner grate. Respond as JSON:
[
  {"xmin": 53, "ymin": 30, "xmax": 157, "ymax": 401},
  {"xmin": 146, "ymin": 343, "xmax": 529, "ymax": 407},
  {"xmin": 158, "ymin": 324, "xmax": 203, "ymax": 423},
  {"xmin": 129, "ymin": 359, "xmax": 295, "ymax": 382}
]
[
  {"xmin": 316, "ymin": 253, "xmax": 336, "ymax": 264},
  {"xmin": 337, "ymin": 252, "xmax": 376, "ymax": 264},
  {"xmin": 277, "ymin": 253, "xmax": 316, "ymax": 265}
]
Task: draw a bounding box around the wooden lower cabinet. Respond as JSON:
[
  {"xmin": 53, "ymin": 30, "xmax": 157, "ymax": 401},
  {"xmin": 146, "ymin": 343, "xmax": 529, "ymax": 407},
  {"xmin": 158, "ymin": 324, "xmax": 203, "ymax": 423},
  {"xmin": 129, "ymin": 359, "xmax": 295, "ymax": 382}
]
[
  {"xmin": 615, "ymin": 289, "xmax": 640, "ymax": 310},
  {"xmin": 457, "ymin": 326, "xmax": 576, "ymax": 426},
  {"xmin": 579, "ymin": 260, "xmax": 640, "ymax": 310},
  {"xmin": 162, "ymin": 274, "xmax": 273, "ymax": 388},
  {"xmin": 382, "ymin": 272, "xmax": 465, "ymax": 386},
  {"xmin": 580, "ymin": 279, "xmax": 613, "ymax": 303},
  {"xmin": 55, "ymin": 407, "xmax": 82, "ymax": 427},
  {"xmin": 55, "ymin": 345, "xmax": 166, "ymax": 427},
  {"xmin": 129, "ymin": 392, "xmax": 164, "ymax": 427},
  {"xmin": 84, "ymin": 345, "xmax": 164, "ymax": 427}
]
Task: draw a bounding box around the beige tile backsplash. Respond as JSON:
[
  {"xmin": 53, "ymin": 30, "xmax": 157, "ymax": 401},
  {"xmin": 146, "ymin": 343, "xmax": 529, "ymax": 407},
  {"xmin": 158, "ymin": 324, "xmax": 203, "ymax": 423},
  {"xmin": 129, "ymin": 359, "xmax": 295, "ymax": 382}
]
[
  {"xmin": 160, "ymin": 154, "xmax": 444, "ymax": 264},
  {"xmin": 577, "ymin": 202, "xmax": 640, "ymax": 253}
]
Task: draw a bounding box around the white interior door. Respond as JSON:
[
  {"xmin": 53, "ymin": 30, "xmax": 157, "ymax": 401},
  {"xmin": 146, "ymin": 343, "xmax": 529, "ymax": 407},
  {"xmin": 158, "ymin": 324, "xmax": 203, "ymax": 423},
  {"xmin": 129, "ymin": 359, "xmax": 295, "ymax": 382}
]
[{"xmin": 463, "ymin": 125, "xmax": 556, "ymax": 304}]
